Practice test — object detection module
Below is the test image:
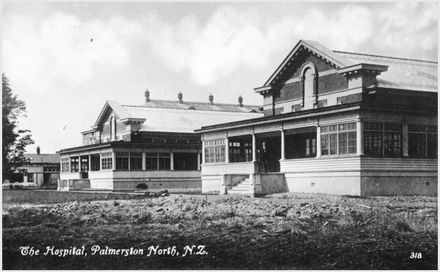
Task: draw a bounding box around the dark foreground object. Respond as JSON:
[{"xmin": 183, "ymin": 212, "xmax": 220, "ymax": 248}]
[{"xmin": 2, "ymin": 192, "xmax": 438, "ymax": 269}]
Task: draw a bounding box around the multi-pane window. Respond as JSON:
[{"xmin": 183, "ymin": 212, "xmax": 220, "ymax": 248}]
[
  {"xmin": 61, "ymin": 158, "xmax": 69, "ymax": 173},
  {"xmin": 364, "ymin": 122, "xmax": 383, "ymax": 156},
  {"xmin": 364, "ymin": 122, "xmax": 402, "ymax": 157},
  {"xmin": 427, "ymin": 126, "xmax": 437, "ymax": 158},
  {"xmin": 146, "ymin": 153, "xmax": 158, "ymax": 170},
  {"xmin": 338, "ymin": 123, "xmax": 357, "ymax": 155},
  {"xmin": 408, "ymin": 125, "xmax": 426, "ymax": 157},
  {"xmin": 101, "ymin": 152, "xmax": 113, "ymax": 170},
  {"xmin": 80, "ymin": 157, "xmax": 88, "ymax": 172},
  {"xmin": 321, "ymin": 123, "xmax": 356, "ymax": 156},
  {"xmin": 409, "ymin": 125, "xmax": 437, "ymax": 158},
  {"xmin": 90, "ymin": 154, "xmax": 100, "ymax": 171},
  {"xmin": 145, "ymin": 153, "xmax": 171, "ymax": 170},
  {"xmin": 285, "ymin": 132, "xmax": 316, "ymax": 159},
  {"xmin": 70, "ymin": 157, "xmax": 79, "ymax": 172},
  {"xmin": 229, "ymin": 139, "xmax": 252, "ymax": 162},
  {"xmin": 130, "ymin": 152, "xmax": 143, "ymax": 170},
  {"xmin": 383, "ymin": 123, "xmax": 402, "ymax": 156},
  {"xmin": 158, "ymin": 153, "xmax": 171, "ymax": 170},
  {"xmin": 204, "ymin": 139, "xmax": 226, "ymax": 163},
  {"xmin": 321, "ymin": 125, "xmax": 337, "ymax": 156},
  {"xmin": 115, "ymin": 152, "xmax": 129, "ymax": 170}
]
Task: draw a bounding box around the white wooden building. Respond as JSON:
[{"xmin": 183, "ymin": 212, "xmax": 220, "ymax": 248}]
[
  {"xmin": 197, "ymin": 40, "xmax": 438, "ymax": 196},
  {"xmin": 58, "ymin": 92, "xmax": 262, "ymax": 191}
]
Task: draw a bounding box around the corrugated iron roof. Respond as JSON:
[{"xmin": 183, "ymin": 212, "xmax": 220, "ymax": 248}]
[
  {"xmin": 334, "ymin": 51, "xmax": 437, "ymax": 92},
  {"xmin": 127, "ymin": 100, "xmax": 261, "ymax": 113},
  {"xmin": 24, "ymin": 154, "xmax": 60, "ymax": 164},
  {"xmin": 122, "ymin": 105, "xmax": 263, "ymax": 133}
]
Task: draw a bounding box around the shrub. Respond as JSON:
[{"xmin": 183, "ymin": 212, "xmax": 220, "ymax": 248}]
[{"xmin": 136, "ymin": 183, "xmax": 148, "ymax": 189}]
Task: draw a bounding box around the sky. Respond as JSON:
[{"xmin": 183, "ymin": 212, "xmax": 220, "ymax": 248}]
[{"xmin": 2, "ymin": 1, "xmax": 438, "ymax": 153}]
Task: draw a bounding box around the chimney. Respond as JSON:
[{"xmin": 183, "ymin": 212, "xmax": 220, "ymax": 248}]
[
  {"xmin": 238, "ymin": 95, "xmax": 243, "ymax": 107},
  {"xmin": 145, "ymin": 89, "xmax": 150, "ymax": 102},
  {"xmin": 209, "ymin": 94, "xmax": 214, "ymax": 105},
  {"xmin": 36, "ymin": 146, "xmax": 40, "ymax": 155},
  {"xmin": 178, "ymin": 92, "xmax": 183, "ymax": 104}
]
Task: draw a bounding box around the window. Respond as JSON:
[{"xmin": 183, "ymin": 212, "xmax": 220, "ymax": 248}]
[
  {"xmin": 70, "ymin": 157, "xmax": 79, "ymax": 172},
  {"xmin": 285, "ymin": 132, "xmax": 316, "ymax": 159},
  {"xmin": 321, "ymin": 123, "xmax": 357, "ymax": 156},
  {"xmin": 408, "ymin": 125, "xmax": 426, "ymax": 157},
  {"xmin": 90, "ymin": 154, "xmax": 100, "ymax": 171},
  {"xmin": 109, "ymin": 116, "xmax": 113, "ymax": 140},
  {"xmin": 80, "ymin": 156, "xmax": 88, "ymax": 172},
  {"xmin": 229, "ymin": 137, "xmax": 252, "ymax": 163},
  {"xmin": 145, "ymin": 153, "xmax": 171, "ymax": 170},
  {"xmin": 204, "ymin": 139, "xmax": 226, "ymax": 163},
  {"xmin": 130, "ymin": 152, "xmax": 143, "ymax": 170},
  {"xmin": 383, "ymin": 123, "xmax": 402, "ymax": 156},
  {"xmin": 338, "ymin": 123, "xmax": 357, "ymax": 155},
  {"xmin": 364, "ymin": 122, "xmax": 383, "ymax": 156},
  {"xmin": 115, "ymin": 152, "xmax": 129, "ymax": 170},
  {"xmin": 158, "ymin": 153, "xmax": 170, "ymax": 170},
  {"xmin": 146, "ymin": 153, "xmax": 158, "ymax": 170},
  {"xmin": 321, "ymin": 125, "xmax": 337, "ymax": 156},
  {"xmin": 101, "ymin": 152, "xmax": 113, "ymax": 170},
  {"xmin": 427, "ymin": 126, "xmax": 437, "ymax": 158},
  {"xmin": 61, "ymin": 158, "xmax": 69, "ymax": 173},
  {"xmin": 303, "ymin": 68, "xmax": 315, "ymax": 109},
  {"xmin": 408, "ymin": 125, "xmax": 437, "ymax": 158},
  {"xmin": 364, "ymin": 122, "xmax": 402, "ymax": 157}
]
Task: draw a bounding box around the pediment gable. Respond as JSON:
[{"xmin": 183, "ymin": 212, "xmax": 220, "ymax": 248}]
[
  {"xmin": 257, "ymin": 40, "xmax": 353, "ymax": 91},
  {"xmin": 92, "ymin": 100, "xmax": 145, "ymax": 130}
]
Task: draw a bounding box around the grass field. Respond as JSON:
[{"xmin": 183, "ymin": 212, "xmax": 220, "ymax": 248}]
[{"xmin": 2, "ymin": 190, "xmax": 438, "ymax": 269}]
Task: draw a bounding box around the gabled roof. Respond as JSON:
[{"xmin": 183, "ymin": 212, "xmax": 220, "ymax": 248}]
[
  {"xmin": 24, "ymin": 154, "xmax": 60, "ymax": 164},
  {"xmin": 259, "ymin": 39, "xmax": 437, "ymax": 93},
  {"xmin": 86, "ymin": 99, "xmax": 263, "ymax": 134},
  {"xmin": 263, "ymin": 40, "xmax": 353, "ymax": 87},
  {"xmin": 91, "ymin": 100, "xmax": 146, "ymax": 129}
]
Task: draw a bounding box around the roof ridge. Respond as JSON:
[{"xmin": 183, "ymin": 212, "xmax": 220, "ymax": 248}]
[
  {"xmin": 334, "ymin": 50, "xmax": 437, "ymax": 64},
  {"xmin": 121, "ymin": 100, "xmax": 261, "ymax": 108}
]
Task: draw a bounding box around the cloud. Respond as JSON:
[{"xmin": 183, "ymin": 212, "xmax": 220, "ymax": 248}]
[
  {"xmin": 142, "ymin": 5, "xmax": 375, "ymax": 86},
  {"xmin": 141, "ymin": 3, "xmax": 436, "ymax": 86},
  {"xmin": 374, "ymin": 2, "xmax": 438, "ymax": 58},
  {"xmin": 3, "ymin": 12, "xmax": 141, "ymax": 94}
]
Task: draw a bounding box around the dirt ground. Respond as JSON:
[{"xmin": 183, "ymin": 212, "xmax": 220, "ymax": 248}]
[{"xmin": 2, "ymin": 192, "xmax": 438, "ymax": 269}]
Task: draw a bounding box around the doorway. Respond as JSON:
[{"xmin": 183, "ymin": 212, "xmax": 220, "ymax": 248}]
[{"xmin": 257, "ymin": 133, "xmax": 281, "ymax": 173}]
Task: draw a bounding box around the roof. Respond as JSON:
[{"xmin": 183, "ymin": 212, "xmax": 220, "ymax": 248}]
[
  {"xmin": 122, "ymin": 104, "xmax": 263, "ymax": 133},
  {"xmin": 335, "ymin": 51, "xmax": 437, "ymax": 92},
  {"xmin": 131, "ymin": 99, "xmax": 261, "ymax": 113},
  {"xmin": 87, "ymin": 99, "xmax": 263, "ymax": 134},
  {"xmin": 260, "ymin": 39, "xmax": 438, "ymax": 93},
  {"xmin": 24, "ymin": 154, "xmax": 60, "ymax": 164}
]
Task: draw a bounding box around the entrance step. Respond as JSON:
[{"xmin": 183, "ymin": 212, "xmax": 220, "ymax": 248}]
[{"xmin": 228, "ymin": 178, "xmax": 251, "ymax": 195}]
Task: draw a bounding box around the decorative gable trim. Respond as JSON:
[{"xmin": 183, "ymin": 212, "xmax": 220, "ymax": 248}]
[
  {"xmin": 92, "ymin": 100, "xmax": 145, "ymax": 131},
  {"xmin": 256, "ymin": 40, "xmax": 351, "ymax": 91}
]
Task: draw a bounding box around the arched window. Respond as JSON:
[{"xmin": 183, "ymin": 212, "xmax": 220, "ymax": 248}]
[
  {"xmin": 109, "ymin": 116, "xmax": 113, "ymax": 140},
  {"xmin": 301, "ymin": 64, "xmax": 318, "ymax": 109},
  {"xmin": 112, "ymin": 116, "xmax": 117, "ymax": 140}
]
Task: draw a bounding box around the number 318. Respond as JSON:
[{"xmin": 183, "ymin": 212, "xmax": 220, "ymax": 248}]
[{"xmin": 410, "ymin": 252, "xmax": 422, "ymax": 259}]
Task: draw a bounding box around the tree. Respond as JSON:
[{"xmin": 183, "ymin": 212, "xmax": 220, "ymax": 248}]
[{"xmin": 2, "ymin": 74, "xmax": 34, "ymax": 182}]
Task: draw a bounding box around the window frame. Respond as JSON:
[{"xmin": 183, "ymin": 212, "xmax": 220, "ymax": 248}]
[{"xmin": 321, "ymin": 122, "xmax": 357, "ymax": 157}]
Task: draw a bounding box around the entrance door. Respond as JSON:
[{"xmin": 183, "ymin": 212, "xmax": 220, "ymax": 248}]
[
  {"xmin": 43, "ymin": 173, "xmax": 50, "ymax": 185},
  {"xmin": 80, "ymin": 156, "xmax": 89, "ymax": 179},
  {"xmin": 257, "ymin": 135, "xmax": 281, "ymax": 173}
]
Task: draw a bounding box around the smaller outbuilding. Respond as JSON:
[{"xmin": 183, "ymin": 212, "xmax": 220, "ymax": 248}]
[{"xmin": 14, "ymin": 146, "xmax": 60, "ymax": 188}]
